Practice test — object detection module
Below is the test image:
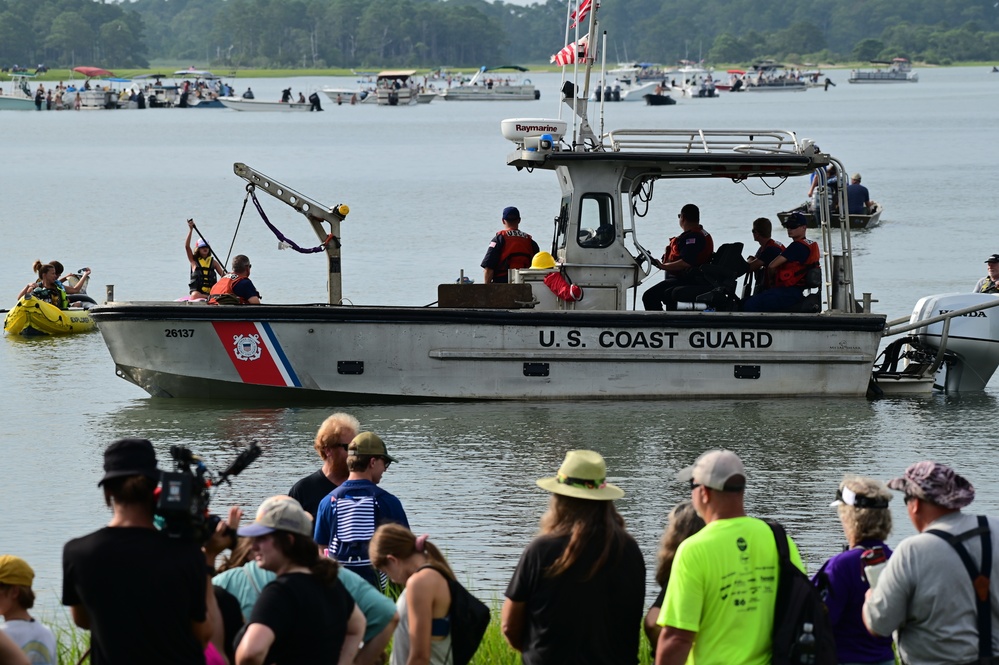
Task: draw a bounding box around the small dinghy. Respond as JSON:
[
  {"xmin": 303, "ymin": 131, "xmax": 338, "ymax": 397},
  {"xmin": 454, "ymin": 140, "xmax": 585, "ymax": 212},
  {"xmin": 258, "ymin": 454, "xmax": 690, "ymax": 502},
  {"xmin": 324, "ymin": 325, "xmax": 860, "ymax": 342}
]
[{"xmin": 4, "ymin": 295, "xmax": 97, "ymax": 336}]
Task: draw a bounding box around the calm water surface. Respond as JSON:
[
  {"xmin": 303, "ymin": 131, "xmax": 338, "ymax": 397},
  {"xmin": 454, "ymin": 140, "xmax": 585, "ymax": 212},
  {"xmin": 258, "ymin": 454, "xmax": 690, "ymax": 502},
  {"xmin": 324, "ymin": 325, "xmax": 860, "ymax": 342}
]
[{"xmin": 2, "ymin": 66, "xmax": 998, "ymax": 615}]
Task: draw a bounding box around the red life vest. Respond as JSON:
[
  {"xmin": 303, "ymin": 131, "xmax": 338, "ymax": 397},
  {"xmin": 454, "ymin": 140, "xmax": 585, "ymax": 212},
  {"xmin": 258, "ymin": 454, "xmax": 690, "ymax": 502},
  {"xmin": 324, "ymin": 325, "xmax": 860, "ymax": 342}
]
[
  {"xmin": 496, "ymin": 230, "xmax": 536, "ymax": 276},
  {"xmin": 774, "ymin": 238, "xmax": 821, "ymax": 288},
  {"xmin": 208, "ymin": 273, "xmax": 247, "ymax": 305},
  {"xmin": 663, "ymin": 228, "xmax": 714, "ymax": 276}
]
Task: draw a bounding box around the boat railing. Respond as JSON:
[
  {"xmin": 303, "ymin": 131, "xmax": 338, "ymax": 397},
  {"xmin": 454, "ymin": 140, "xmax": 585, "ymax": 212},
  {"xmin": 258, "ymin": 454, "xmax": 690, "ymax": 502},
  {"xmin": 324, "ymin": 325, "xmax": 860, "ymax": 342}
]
[
  {"xmin": 883, "ymin": 297, "xmax": 999, "ymax": 338},
  {"xmin": 602, "ymin": 129, "xmax": 802, "ymax": 155}
]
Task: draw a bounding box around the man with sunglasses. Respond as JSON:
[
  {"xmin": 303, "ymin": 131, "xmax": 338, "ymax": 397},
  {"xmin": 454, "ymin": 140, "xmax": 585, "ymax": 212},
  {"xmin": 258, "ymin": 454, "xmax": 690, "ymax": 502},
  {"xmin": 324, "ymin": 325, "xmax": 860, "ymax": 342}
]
[
  {"xmin": 863, "ymin": 461, "xmax": 999, "ymax": 665},
  {"xmin": 313, "ymin": 432, "xmax": 409, "ymax": 589},
  {"xmin": 656, "ymin": 449, "xmax": 803, "ymax": 665},
  {"xmin": 289, "ymin": 413, "xmax": 359, "ymax": 519}
]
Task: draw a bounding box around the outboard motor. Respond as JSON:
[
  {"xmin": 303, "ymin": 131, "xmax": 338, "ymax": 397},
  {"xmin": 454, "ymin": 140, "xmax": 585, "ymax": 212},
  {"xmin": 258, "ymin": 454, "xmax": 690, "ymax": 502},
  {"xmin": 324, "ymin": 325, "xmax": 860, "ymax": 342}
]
[{"xmin": 910, "ymin": 293, "xmax": 999, "ymax": 392}]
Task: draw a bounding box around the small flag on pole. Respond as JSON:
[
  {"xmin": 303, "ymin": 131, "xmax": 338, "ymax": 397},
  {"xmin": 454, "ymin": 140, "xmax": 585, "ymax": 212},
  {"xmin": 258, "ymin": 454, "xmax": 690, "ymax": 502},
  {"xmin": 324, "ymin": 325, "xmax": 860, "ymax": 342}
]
[
  {"xmin": 569, "ymin": 0, "xmax": 592, "ymax": 28},
  {"xmin": 551, "ymin": 34, "xmax": 590, "ymax": 66}
]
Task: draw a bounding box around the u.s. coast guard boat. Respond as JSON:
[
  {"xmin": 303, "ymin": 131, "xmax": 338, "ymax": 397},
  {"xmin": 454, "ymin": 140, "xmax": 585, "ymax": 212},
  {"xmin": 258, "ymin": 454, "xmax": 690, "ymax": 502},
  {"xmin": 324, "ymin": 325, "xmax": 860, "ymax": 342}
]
[{"xmin": 89, "ymin": 0, "xmax": 999, "ymax": 400}]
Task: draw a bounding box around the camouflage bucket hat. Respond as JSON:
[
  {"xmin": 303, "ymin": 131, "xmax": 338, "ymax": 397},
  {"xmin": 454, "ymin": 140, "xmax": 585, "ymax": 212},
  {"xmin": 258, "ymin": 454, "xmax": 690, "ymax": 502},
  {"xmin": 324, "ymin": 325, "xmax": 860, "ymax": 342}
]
[{"xmin": 887, "ymin": 461, "xmax": 975, "ymax": 509}]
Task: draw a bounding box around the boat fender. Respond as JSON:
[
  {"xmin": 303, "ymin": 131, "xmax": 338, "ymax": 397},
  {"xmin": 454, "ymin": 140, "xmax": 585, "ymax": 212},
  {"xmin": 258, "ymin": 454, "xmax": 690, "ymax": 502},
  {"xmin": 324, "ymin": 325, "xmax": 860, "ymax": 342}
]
[{"xmin": 543, "ymin": 271, "xmax": 583, "ymax": 302}]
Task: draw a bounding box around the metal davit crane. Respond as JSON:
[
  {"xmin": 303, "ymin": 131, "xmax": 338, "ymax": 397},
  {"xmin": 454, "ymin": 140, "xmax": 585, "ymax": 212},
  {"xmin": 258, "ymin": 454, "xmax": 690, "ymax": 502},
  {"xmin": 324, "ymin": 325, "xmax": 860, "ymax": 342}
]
[{"xmin": 233, "ymin": 162, "xmax": 350, "ymax": 305}]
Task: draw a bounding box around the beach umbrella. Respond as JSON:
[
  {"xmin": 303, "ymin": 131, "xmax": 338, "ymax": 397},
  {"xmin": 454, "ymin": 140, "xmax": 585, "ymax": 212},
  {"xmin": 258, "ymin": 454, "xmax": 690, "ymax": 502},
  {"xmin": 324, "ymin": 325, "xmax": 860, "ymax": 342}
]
[{"xmin": 72, "ymin": 66, "xmax": 114, "ymax": 78}]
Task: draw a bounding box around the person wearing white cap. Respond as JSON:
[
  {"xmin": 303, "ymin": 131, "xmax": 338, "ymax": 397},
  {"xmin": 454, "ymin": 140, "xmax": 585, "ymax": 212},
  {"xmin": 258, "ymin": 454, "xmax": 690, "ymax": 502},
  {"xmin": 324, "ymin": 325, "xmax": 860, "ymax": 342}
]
[
  {"xmin": 975, "ymin": 254, "xmax": 999, "ymax": 294},
  {"xmin": 235, "ymin": 495, "xmax": 365, "ymax": 665},
  {"xmin": 814, "ymin": 476, "xmax": 894, "ymax": 665},
  {"xmin": 656, "ymin": 449, "xmax": 803, "ymax": 665},
  {"xmin": 502, "ymin": 450, "xmax": 645, "ymax": 664}
]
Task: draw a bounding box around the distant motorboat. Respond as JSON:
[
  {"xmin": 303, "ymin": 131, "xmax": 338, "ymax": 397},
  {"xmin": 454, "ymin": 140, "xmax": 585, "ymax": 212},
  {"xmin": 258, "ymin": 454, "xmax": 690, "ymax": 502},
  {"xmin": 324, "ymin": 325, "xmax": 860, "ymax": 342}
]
[
  {"xmin": 218, "ymin": 97, "xmax": 312, "ymax": 112},
  {"xmin": 779, "ymin": 201, "xmax": 884, "ymax": 230},
  {"xmin": 643, "ymin": 93, "xmax": 676, "ymax": 106},
  {"xmin": 744, "ymin": 61, "xmax": 808, "ymax": 92},
  {"xmin": 321, "ymin": 87, "xmax": 373, "ymax": 105},
  {"xmin": 849, "ymin": 58, "xmax": 918, "ymax": 84},
  {"xmin": 439, "ymin": 66, "xmax": 538, "ymax": 101},
  {"xmin": 0, "ymin": 73, "xmax": 38, "ymax": 110},
  {"xmin": 374, "ymin": 70, "xmax": 419, "ymax": 105},
  {"xmin": 592, "ymin": 65, "xmax": 661, "ymax": 102}
]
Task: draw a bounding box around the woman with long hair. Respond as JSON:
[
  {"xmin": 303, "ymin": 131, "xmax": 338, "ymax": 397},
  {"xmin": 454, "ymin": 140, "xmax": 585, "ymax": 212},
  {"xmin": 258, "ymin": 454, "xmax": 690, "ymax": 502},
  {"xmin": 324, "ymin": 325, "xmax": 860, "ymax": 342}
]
[
  {"xmin": 815, "ymin": 475, "xmax": 895, "ymax": 665},
  {"xmin": 16, "ymin": 261, "xmax": 65, "ymax": 308},
  {"xmin": 235, "ymin": 496, "xmax": 365, "ymax": 665},
  {"xmin": 502, "ymin": 450, "xmax": 645, "ymax": 664},
  {"xmin": 370, "ymin": 524, "xmax": 454, "ymax": 665},
  {"xmin": 643, "ymin": 501, "xmax": 705, "ymax": 652}
]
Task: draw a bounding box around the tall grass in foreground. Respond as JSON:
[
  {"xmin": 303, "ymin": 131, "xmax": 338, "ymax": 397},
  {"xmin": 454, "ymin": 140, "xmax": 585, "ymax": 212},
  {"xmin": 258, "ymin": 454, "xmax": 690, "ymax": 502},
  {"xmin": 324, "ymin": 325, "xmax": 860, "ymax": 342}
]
[
  {"xmin": 43, "ymin": 602, "xmax": 656, "ymax": 665},
  {"xmin": 471, "ymin": 601, "xmax": 655, "ymax": 665}
]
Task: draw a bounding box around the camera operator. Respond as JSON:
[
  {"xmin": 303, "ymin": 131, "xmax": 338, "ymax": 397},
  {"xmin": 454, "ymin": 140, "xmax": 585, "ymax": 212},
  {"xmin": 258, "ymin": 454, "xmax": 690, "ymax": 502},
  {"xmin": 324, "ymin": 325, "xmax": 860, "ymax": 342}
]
[{"xmin": 62, "ymin": 438, "xmax": 227, "ymax": 665}]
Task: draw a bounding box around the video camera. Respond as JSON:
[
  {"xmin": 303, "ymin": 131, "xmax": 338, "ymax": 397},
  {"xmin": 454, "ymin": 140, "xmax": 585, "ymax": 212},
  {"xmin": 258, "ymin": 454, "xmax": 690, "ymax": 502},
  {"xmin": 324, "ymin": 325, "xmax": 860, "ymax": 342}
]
[{"xmin": 155, "ymin": 442, "xmax": 261, "ymax": 543}]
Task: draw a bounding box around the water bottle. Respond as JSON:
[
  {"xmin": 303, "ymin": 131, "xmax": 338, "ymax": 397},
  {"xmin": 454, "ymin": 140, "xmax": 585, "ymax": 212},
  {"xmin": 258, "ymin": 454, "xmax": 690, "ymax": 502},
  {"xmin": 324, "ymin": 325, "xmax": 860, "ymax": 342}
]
[{"xmin": 796, "ymin": 622, "xmax": 816, "ymax": 665}]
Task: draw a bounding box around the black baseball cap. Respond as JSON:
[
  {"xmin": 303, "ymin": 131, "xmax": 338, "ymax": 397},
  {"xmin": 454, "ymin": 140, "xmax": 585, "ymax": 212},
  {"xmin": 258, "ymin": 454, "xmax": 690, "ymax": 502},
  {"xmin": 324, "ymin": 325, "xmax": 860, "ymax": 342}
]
[
  {"xmin": 985, "ymin": 254, "xmax": 999, "ymax": 264},
  {"xmin": 98, "ymin": 438, "xmax": 160, "ymax": 487},
  {"xmin": 782, "ymin": 212, "xmax": 808, "ymax": 229}
]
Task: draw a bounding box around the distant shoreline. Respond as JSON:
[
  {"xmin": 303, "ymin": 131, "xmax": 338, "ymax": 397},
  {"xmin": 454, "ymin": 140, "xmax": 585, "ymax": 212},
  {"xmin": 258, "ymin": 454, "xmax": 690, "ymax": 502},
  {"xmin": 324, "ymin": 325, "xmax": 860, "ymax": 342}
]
[{"xmin": 6, "ymin": 60, "xmax": 991, "ymax": 83}]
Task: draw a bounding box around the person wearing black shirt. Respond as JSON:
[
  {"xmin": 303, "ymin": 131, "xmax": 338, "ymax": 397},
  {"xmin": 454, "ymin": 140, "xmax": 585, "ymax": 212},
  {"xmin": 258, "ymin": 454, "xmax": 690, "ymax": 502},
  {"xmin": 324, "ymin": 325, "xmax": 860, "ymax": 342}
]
[
  {"xmin": 288, "ymin": 413, "xmax": 359, "ymax": 519},
  {"xmin": 62, "ymin": 438, "xmax": 221, "ymax": 665},
  {"xmin": 235, "ymin": 496, "xmax": 365, "ymax": 665}
]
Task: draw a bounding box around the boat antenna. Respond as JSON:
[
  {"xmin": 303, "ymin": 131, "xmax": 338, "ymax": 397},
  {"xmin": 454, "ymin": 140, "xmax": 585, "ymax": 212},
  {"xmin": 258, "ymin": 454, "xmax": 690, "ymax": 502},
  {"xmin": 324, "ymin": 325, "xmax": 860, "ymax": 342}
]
[{"xmin": 599, "ymin": 30, "xmax": 607, "ymax": 139}]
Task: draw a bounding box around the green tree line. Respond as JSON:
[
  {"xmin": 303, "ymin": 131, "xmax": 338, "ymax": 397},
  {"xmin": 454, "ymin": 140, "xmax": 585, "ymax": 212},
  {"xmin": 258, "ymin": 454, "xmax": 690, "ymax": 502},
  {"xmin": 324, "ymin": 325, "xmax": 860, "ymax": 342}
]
[{"xmin": 3, "ymin": 0, "xmax": 999, "ymax": 70}]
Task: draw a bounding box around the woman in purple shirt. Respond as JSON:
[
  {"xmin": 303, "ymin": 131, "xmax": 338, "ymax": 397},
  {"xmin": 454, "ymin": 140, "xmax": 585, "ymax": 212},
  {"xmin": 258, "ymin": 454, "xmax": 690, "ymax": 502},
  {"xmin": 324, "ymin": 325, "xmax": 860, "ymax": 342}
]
[{"xmin": 814, "ymin": 476, "xmax": 895, "ymax": 665}]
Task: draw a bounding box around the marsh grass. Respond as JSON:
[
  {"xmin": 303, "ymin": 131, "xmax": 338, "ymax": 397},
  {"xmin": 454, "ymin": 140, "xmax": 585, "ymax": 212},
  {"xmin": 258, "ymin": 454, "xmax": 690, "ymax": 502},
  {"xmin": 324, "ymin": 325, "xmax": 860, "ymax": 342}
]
[
  {"xmin": 39, "ymin": 595, "xmax": 656, "ymax": 665},
  {"xmin": 469, "ymin": 605, "xmax": 655, "ymax": 665}
]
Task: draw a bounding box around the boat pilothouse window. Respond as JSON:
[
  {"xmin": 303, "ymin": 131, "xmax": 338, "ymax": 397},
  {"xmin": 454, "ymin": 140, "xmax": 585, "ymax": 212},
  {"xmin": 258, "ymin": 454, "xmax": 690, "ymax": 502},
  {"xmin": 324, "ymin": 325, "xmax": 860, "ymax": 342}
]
[{"xmin": 576, "ymin": 194, "xmax": 615, "ymax": 248}]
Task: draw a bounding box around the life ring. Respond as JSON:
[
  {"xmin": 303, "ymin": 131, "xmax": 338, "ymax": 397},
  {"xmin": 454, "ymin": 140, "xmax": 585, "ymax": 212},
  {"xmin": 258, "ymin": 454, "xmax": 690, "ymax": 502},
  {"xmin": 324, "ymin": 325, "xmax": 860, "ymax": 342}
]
[{"xmin": 523, "ymin": 79, "xmax": 531, "ymax": 85}]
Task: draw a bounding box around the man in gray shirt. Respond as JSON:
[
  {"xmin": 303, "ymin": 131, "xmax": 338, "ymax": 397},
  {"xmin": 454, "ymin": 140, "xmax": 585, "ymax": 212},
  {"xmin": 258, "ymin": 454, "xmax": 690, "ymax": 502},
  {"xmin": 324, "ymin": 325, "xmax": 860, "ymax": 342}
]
[{"xmin": 863, "ymin": 461, "xmax": 999, "ymax": 665}]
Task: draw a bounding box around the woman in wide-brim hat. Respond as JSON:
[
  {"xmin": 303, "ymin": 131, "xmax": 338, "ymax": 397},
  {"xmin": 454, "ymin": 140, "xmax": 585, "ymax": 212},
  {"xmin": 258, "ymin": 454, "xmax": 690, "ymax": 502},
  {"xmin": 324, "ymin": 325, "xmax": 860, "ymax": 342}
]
[{"xmin": 501, "ymin": 450, "xmax": 646, "ymax": 665}]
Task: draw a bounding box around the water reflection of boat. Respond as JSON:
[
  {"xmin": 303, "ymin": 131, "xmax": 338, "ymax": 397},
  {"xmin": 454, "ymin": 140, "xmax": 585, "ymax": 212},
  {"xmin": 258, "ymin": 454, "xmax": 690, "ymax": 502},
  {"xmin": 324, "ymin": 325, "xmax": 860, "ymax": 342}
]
[{"xmin": 849, "ymin": 58, "xmax": 919, "ymax": 84}]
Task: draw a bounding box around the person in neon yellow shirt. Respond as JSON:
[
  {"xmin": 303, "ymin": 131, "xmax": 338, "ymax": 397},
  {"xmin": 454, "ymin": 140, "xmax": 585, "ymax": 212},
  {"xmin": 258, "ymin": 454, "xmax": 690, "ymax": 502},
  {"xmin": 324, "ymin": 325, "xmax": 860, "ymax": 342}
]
[{"xmin": 656, "ymin": 449, "xmax": 804, "ymax": 665}]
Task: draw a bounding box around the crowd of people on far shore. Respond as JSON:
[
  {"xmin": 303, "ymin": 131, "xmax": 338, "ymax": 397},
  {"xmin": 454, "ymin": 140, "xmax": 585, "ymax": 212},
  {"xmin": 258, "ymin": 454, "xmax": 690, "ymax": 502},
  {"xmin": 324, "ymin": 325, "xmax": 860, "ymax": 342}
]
[{"xmin": 2, "ymin": 410, "xmax": 998, "ymax": 665}]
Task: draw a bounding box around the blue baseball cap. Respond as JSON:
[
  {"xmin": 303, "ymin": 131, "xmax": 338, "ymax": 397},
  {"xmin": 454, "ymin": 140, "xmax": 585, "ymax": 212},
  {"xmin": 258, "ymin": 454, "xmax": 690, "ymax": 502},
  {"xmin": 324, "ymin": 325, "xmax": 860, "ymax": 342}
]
[{"xmin": 502, "ymin": 206, "xmax": 521, "ymax": 222}]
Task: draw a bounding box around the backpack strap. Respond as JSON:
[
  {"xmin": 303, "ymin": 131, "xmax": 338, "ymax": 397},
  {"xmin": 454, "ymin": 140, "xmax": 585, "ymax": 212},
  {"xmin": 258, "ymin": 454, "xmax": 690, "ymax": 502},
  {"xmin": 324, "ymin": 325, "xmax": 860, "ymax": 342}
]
[
  {"xmin": 926, "ymin": 515, "xmax": 992, "ymax": 661},
  {"xmin": 768, "ymin": 520, "xmax": 791, "ymax": 564}
]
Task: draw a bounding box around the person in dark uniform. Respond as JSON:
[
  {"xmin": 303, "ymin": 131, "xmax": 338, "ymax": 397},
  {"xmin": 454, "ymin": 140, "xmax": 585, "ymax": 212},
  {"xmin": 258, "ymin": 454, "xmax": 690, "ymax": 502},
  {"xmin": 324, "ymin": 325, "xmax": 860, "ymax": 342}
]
[
  {"xmin": 742, "ymin": 212, "xmax": 820, "ymax": 312},
  {"xmin": 745, "ymin": 217, "xmax": 785, "ymax": 296},
  {"xmin": 642, "ymin": 203, "xmax": 714, "ymax": 310},
  {"xmin": 481, "ymin": 206, "xmax": 540, "ymax": 284}
]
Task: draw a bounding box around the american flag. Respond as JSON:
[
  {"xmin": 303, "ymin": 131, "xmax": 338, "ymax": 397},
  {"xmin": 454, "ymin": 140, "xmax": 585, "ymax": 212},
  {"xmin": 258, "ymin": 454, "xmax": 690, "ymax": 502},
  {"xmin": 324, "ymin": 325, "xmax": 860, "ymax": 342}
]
[
  {"xmin": 569, "ymin": 0, "xmax": 593, "ymax": 28},
  {"xmin": 550, "ymin": 35, "xmax": 590, "ymax": 66}
]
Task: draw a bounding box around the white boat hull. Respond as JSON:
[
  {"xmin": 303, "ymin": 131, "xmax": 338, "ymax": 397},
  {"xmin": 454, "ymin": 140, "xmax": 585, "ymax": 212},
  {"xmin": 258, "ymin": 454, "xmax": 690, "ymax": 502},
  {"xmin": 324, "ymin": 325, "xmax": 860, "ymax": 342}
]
[
  {"xmin": 439, "ymin": 86, "xmax": 537, "ymax": 101},
  {"xmin": 219, "ymin": 97, "xmax": 312, "ymax": 111},
  {"xmin": 92, "ymin": 303, "xmax": 885, "ymax": 400},
  {"xmin": 0, "ymin": 97, "xmax": 36, "ymax": 110}
]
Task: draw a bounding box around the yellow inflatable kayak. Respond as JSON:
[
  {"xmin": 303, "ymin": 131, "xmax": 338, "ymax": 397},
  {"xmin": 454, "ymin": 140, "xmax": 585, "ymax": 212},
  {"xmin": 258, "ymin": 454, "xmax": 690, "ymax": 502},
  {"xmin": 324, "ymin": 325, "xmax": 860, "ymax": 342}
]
[{"xmin": 3, "ymin": 295, "xmax": 97, "ymax": 336}]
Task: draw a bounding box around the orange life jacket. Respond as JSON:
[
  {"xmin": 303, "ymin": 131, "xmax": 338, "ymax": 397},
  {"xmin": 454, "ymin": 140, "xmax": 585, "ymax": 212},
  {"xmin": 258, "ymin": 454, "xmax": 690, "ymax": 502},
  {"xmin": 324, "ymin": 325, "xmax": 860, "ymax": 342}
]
[
  {"xmin": 774, "ymin": 238, "xmax": 821, "ymax": 288},
  {"xmin": 496, "ymin": 230, "xmax": 536, "ymax": 276},
  {"xmin": 208, "ymin": 273, "xmax": 247, "ymax": 305}
]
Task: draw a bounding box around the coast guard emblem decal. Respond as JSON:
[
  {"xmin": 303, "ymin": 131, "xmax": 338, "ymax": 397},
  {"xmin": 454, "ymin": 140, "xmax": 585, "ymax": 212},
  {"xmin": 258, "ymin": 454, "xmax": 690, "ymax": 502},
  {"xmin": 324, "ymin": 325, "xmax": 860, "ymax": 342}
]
[
  {"xmin": 212, "ymin": 321, "xmax": 302, "ymax": 387},
  {"xmin": 233, "ymin": 334, "xmax": 262, "ymax": 361}
]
